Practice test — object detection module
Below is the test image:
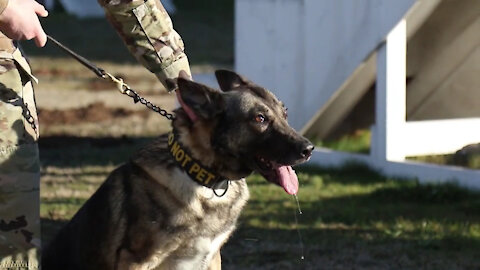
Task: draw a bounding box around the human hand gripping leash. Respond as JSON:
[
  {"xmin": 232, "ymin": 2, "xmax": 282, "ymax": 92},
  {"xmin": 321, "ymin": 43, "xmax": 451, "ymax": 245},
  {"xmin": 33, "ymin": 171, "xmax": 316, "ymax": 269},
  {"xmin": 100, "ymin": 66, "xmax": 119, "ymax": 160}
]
[{"xmin": 46, "ymin": 35, "xmax": 175, "ymax": 121}]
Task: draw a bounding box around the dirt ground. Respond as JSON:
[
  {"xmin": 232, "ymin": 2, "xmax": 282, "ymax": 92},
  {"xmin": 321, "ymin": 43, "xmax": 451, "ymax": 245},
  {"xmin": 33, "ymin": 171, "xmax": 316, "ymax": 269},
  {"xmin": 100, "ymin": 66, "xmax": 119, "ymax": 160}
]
[{"xmin": 32, "ymin": 58, "xmax": 176, "ymax": 137}]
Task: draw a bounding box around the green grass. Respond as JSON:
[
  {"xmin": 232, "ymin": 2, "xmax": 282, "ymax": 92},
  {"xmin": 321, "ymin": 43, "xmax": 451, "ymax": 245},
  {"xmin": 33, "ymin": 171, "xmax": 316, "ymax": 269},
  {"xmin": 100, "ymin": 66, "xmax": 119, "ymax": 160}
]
[
  {"xmin": 40, "ymin": 144, "xmax": 480, "ymax": 268},
  {"xmin": 240, "ymin": 165, "xmax": 480, "ymax": 240},
  {"xmin": 224, "ymin": 165, "xmax": 480, "ymax": 268},
  {"xmin": 312, "ymin": 129, "xmax": 371, "ymax": 154}
]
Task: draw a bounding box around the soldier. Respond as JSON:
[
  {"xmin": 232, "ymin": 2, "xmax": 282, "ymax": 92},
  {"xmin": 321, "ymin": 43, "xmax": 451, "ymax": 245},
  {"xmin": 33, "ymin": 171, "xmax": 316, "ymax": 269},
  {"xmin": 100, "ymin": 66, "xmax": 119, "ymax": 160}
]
[
  {"xmin": 0, "ymin": 0, "xmax": 47, "ymax": 269},
  {"xmin": 0, "ymin": 0, "xmax": 191, "ymax": 269},
  {"xmin": 98, "ymin": 0, "xmax": 192, "ymax": 90}
]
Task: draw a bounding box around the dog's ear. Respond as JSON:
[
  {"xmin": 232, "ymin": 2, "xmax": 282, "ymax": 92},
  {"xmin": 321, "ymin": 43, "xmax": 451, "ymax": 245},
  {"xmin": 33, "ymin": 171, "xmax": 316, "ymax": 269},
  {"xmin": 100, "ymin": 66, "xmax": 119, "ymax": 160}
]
[
  {"xmin": 215, "ymin": 70, "xmax": 251, "ymax": 92},
  {"xmin": 177, "ymin": 78, "xmax": 224, "ymax": 120},
  {"xmin": 215, "ymin": 69, "xmax": 274, "ymax": 100}
]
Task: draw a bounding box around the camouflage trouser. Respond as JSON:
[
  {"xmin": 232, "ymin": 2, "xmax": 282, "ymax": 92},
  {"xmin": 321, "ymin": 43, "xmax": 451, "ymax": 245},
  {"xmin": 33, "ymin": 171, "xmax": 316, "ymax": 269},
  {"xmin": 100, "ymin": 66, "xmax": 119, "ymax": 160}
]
[{"xmin": 0, "ymin": 49, "xmax": 40, "ymax": 270}]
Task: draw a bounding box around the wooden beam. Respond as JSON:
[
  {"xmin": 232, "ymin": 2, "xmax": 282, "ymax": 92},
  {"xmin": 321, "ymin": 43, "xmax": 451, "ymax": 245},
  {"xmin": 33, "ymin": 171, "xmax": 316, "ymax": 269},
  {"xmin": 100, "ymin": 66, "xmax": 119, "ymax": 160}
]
[
  {"xmin": 402, "ymin": 118, "xmax": 480, "ymax": 156},
  {"xmin": 407, "ymin": 4, "xmax": 480, "ymax": 119},
  {"xmin": 301, "ymin": 53, "xmax": 376, "ymax": 139},
  {"xmin": 371, "ymin": 20, "xmax": 407, "ymax": 162}
]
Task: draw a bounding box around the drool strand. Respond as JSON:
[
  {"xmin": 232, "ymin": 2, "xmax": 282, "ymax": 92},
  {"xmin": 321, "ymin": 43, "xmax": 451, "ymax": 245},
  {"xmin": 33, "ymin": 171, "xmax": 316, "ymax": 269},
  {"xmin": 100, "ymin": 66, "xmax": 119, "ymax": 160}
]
[{"xmin": 293, "ymin": 194, "xmax": 305, "ymax": 260}]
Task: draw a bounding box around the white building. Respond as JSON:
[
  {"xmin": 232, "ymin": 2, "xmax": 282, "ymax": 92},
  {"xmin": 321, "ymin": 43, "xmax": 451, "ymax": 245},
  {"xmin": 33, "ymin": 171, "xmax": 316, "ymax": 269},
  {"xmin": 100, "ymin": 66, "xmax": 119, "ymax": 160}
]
[{"xmin": 235, "ymin": 0, "xmax": 480, "ymax": 188}]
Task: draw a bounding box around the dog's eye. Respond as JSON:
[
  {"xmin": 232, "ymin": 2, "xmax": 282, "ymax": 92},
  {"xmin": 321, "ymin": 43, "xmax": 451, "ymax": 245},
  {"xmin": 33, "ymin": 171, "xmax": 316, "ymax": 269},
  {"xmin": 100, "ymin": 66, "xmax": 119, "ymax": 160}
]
[{"xmin": 255, "ymin": 114, "xmax": 266, "ymax": 123}]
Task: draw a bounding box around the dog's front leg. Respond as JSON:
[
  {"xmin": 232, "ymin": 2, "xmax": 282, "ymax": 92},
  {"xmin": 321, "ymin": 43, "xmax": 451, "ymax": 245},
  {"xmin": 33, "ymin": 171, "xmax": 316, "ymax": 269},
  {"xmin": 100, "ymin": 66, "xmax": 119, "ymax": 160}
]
[{"xmin": 207, "ymin": 251, "xmax": 221, "ymax": 270}]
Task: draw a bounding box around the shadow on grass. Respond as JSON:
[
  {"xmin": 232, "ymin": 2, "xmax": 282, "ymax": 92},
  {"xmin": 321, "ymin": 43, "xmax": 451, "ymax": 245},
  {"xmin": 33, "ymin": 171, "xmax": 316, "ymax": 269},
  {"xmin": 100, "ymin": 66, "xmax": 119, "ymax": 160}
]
[
  {"xmin": 39, "ymin": 140, "xmax": 480, "ymax": 269},
  {"xmin": 244, "ymin": 165, "xmax": 480, "ymax": 228},
  {"xmin": 224, "ymin": 178, "xmax": 480, "ymax": 268},
  {"xmin": 39, "ymin": 135, "xmax": 153, "ymax": 167},
  {"xmin": 223, "ymin": 227, "xmax": 480, "ymax": 269},
  {"xmin": 226, "ymin": 166, "xmax": 480, "ymax": 268},
  {"xmin": 297, "ymin": 163, "xmax": 388, "ymax": 185},
  {"xmin": 242, "ymin": 188, "xmax": 480, "ymax": 234}
]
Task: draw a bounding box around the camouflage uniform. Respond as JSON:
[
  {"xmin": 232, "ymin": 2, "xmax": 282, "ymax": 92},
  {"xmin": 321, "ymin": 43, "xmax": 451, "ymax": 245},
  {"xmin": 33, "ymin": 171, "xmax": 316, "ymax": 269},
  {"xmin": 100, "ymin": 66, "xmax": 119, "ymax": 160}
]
[
  {"xmin": 98, "ymin": 0, "xmax": 192, "ymax": 91},
  {"xmin": 0, "ymin": 0, "xmax": 189, "ymax": 268},
  {"xmin": 0, "ymin": 2, "xmax": 42, "ymax": 268}
]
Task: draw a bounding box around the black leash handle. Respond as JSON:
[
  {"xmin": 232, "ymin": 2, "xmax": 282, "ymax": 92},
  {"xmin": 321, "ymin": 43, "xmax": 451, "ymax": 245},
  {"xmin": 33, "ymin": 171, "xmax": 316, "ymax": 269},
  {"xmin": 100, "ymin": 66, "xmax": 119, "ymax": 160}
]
[{"xmin": 46, "ymin": 35, "xmax": 106, "ymax": 78}]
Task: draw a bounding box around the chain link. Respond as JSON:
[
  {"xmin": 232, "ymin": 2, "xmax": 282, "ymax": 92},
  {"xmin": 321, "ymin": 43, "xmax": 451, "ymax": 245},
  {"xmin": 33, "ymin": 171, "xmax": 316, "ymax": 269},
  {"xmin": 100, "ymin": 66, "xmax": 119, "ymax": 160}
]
[
  {"xmin": 24, "ymin": 103, "xmax": 38, "ymax": 135},
  {"xmin": 123, "ymin": 87, "xmax": 175, "ymax": 120},
  {"xmin": 20, "ymin": 76, "xmax": 172, "ymax": 138},
  {"xmin": 47, "ymin": 35, "xmax": 176, "ymax": 122},
  {"xmin": 102, "ymin": 71, "xmax": 175, "ymax": 121}
]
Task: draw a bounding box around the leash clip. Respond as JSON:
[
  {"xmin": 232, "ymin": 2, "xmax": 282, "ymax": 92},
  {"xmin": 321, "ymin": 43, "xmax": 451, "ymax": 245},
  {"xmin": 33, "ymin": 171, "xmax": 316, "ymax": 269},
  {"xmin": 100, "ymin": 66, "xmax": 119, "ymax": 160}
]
[
  {"xmin": 212, "ymin": 180, "xmax": 229, "ymax": 197},
  {"xmin": 102, "ymin": 72, "xmax": 129, "ymax": 94}
]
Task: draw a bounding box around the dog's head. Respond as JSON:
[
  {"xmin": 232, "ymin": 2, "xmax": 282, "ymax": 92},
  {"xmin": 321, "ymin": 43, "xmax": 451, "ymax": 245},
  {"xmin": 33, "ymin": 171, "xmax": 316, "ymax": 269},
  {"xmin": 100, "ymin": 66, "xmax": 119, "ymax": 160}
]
[{"xmin": 174, "ymin": 70, "xmax": 313, "ymax": 195}]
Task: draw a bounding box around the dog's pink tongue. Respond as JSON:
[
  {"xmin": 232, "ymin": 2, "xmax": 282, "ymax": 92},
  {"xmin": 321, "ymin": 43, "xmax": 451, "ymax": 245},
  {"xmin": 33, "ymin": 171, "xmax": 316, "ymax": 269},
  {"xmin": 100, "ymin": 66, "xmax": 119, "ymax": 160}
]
[{"xmin": 276, "ymin": 166, "xmax": 299, "ymax": 195}]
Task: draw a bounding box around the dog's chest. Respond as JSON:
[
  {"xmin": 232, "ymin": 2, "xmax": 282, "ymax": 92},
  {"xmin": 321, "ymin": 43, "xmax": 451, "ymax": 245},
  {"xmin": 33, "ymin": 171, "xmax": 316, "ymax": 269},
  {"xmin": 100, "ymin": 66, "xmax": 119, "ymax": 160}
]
[
  {"xmin": 170, "ymin": 228, "xmax": 232, "ymax": 270},
  {"xmin": 172, "ymin": 178, "xmax": 249, "ymax": 239},
  {"xmin": 141, "ymin": 169, "xmax": 249, "ymax": 269}
]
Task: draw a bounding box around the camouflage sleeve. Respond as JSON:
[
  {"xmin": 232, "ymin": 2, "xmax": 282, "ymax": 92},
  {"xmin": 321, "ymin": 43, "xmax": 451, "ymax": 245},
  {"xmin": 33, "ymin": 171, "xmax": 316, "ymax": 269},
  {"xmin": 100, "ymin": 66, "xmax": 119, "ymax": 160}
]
[
  {"xmin": 0, "ymin": 0, "xmax": 8, "ymax": 15},
  {"xmin": 98, "ymin": 0, "xmax": 191, "ymax": 92}
]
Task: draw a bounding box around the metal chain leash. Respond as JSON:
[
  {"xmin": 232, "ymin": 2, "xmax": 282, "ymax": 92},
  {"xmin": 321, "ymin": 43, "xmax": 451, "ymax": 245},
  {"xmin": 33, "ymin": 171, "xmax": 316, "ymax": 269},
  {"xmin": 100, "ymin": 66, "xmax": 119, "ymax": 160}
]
[
  {"xmin": 46, "ymin": 35, "xmax": 175, "ymax": 121},
  {"xmin": 23, "ymin": 103, "xmax": 38, "ymax": 135},
  {"xmin": 102, "ymin": 72, "xmax": 175, "ymax": 120},
  {"xmin": 124, "ymin": 87, "xmax": 176, "ymax": 120}
]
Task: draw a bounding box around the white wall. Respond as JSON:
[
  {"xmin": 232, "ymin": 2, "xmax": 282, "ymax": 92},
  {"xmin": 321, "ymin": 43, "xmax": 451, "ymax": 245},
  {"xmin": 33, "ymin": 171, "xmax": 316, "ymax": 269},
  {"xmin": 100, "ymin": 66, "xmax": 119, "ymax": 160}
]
[{"xmin": 236, "ymin": 0, "xmax": 416, "ymax": 130}]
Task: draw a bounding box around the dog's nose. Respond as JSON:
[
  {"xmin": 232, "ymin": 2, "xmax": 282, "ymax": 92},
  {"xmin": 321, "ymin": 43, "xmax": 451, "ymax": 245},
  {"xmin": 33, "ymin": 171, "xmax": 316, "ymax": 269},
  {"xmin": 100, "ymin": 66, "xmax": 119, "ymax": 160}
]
[{"xmin": 301, "ymin": 144, "xmax": 314, "ymax": 159}]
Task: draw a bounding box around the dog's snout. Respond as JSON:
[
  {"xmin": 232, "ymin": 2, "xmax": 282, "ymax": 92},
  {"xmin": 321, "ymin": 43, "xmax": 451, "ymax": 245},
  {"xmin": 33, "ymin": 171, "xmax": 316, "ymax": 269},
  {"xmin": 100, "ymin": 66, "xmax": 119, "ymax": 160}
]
[{"xmin": 300, "ymin": 144, "xmax": 314, "ymax": 159}]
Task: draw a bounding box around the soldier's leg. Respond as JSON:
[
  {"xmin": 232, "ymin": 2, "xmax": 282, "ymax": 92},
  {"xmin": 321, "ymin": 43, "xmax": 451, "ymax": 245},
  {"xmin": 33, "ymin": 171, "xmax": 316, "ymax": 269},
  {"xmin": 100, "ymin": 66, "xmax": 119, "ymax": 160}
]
[{"xmin": 0, "ymin": 52, "xmax": 40, "ymax": 270}]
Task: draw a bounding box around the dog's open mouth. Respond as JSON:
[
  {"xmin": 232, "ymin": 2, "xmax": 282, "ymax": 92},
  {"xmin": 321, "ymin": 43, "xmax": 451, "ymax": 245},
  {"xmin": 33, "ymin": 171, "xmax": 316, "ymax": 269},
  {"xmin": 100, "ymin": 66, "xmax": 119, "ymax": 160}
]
[{"xmin": 255, "ymin": 156, "xmax": 299, "ymax": 195}]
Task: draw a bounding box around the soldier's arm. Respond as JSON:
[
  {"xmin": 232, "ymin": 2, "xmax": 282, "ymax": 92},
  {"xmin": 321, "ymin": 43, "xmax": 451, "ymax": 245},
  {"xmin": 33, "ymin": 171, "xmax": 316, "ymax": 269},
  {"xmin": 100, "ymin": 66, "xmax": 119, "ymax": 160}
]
[{"xmin": 98, "ymin": 0, "xmax": 191, "ymax": 91}]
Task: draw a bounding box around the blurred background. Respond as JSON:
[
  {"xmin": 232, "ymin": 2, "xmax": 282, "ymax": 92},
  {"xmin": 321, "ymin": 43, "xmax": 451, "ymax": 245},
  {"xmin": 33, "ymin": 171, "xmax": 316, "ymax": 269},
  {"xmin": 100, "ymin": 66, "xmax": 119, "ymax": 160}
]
[{"xmin": 26, "ymin": 0, "xmax": 479, "ymax": 269}]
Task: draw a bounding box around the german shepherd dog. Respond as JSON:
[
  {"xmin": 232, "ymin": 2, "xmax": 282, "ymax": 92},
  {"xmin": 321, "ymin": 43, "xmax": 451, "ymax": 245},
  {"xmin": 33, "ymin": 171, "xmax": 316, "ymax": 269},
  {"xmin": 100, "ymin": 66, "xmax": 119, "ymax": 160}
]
[{"xmin": 42, "ymin": 70, "xmax": 314, "ymax": 270}]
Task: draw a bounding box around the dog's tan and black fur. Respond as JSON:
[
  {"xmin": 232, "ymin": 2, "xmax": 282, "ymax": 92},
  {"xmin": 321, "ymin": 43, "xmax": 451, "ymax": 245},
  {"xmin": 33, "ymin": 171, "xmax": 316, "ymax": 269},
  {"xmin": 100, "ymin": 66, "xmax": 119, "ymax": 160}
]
[{"xmin": 42, "ymin": 70, "xmax": 313, "ymax": 270}]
